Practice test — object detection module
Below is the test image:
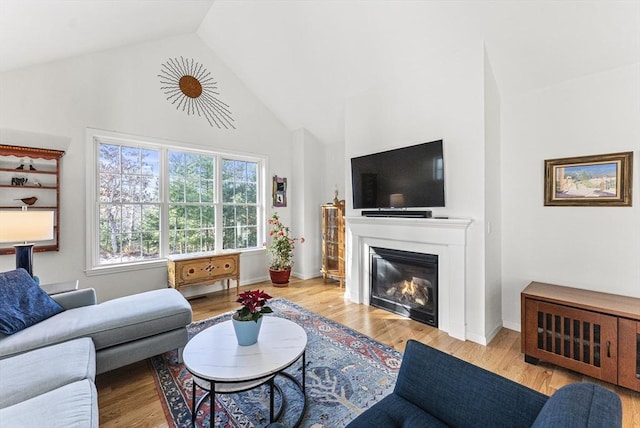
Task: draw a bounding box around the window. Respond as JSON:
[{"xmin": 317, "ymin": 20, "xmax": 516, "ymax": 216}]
[
  {"xmin": 222, "ymin": 159, "xmax": 258, "ymax": 250},
  {"xmin": 168, "ymin": 151, "xmax": 216, "ymax": 254},
  {"xmin": 98, "ymin": 144, "xmax": 161, "ymax": 264},
  {"xmin": 87, "ymin": 130, "xmax": 265, "ymax": 271}
]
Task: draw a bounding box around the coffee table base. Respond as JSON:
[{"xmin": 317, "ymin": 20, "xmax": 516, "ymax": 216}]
[{"xmin": 191, "ymin": 353, "xmax": 307, "ymax": 427}]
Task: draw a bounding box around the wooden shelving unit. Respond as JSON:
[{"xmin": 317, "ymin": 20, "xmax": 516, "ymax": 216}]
[
  {"xmin": 521, "ymin": 281, "xmax": 640, "ymax": 392},
  {"xmin": 0, "ymin": 145, "xmax": 65, "ymax": 255}
]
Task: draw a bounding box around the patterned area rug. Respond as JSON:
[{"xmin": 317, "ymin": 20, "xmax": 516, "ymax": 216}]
[{"xmin": 149, "ymin": 298, "xmax": 402, "ymax": 427}]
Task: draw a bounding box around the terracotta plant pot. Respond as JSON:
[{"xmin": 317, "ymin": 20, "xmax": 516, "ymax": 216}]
[{"xmin": 269, "ymin": 268, "xmax": 291, "ymax": 286}]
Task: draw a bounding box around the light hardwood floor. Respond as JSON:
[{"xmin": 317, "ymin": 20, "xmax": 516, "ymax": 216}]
[{"xmin": 97, "ymin": 277, "xmax": 640, "ymax": 427}]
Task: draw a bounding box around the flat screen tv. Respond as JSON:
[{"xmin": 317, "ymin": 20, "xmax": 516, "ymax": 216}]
[{"xmin": 351, "ymin": 140, "xmax": 445, "ymax": 209}]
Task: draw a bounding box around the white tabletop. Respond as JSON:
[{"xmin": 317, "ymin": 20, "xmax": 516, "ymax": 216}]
[{"xmin": 183, "ymin": 316, "xmax": 307, "ymax": 384}]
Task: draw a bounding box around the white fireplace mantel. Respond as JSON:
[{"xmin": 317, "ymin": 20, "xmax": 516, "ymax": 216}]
[{"xmin": 345, "ymin": 216, "xmax": 472, "ymax": 340}]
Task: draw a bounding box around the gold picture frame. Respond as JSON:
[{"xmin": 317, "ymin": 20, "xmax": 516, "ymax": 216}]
[{"xmin": 544, "ymin": 152, "xmax": 633, "ymax": 206}]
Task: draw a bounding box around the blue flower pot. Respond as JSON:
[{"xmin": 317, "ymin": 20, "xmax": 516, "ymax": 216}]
[{"xmin": 232, "ymin": 316, "xmax": 263, "ymax": 346}]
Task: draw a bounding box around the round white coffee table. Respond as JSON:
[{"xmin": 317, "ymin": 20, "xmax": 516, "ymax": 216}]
[{"xmin": 183, "ymin": 316, "xmax": 307, "ymax": 426}]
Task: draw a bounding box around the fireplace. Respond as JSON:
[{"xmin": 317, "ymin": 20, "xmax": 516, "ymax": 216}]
[
  {"xmin": 346, "ymin": 216, "xmax": 471, "ymax": 341},
  {"xmin": 370, "ymin": 247, "xmax": 438, "ymax": 327}
]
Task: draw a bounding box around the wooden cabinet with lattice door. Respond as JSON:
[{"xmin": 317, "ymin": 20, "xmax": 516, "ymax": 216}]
[
  {"xmin": 521, "ymin": 281, "xmax": 640, "ymax": 392},
  {"xmin": 321, "ymin": 200, "xmax": 345, "ymax": 287}
]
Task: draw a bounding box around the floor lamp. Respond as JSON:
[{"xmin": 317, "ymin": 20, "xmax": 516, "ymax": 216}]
[{"xmin": 0, "ymin": 208, "xmax": 54, "ymax": 277}]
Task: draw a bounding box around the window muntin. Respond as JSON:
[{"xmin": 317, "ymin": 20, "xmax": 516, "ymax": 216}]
[{"xmin": 92, "ymin": 135, "xmax": 264, "ymax": 268}]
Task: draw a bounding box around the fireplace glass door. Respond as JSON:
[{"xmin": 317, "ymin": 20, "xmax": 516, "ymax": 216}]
[{"xmin": 370, "ymin": 247, "xmax": 438, "ymax": 327}]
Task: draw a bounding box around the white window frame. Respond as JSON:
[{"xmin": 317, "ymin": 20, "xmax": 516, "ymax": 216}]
[{"xmin": 85, "ymin": 128, "xmax": 267, "ymax": 275}]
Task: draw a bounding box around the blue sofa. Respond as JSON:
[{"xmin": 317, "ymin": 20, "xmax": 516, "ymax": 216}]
[{"xmin": 347, "ymin": 339, "xmax": 621, "ymax": 428}]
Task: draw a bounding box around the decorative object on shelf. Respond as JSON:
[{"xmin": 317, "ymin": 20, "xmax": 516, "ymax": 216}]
[
  {"xmin": 158, "ymin": 56, "xmax": 235, "ymax": 129},
  {"xmin": 231, "ymin": 289, "xmax": 273, "ymax": 346},
  {"xmin": 10, "ymin": 177, "xmax": 28, "ymax": 186},
  {"xmin": 15, "ymin": 196, "xmax": 37, "ymax": 206},
  {"xmin": 544, "ymin": 151, "xmax": 633, "ymax": 206},
  {"xmin": 0, "ymin": 208, "xmax": 54, "ymax": 277},
  {"xmin": 266, "ymin": 212, "xmax": 304, "ymax": 286},
  {"xmin": 15, "ymin": 159, "xmax": 35, "ymax": 170},
  {"xmin": 272, "ymin": 175, "xmax": 287, "ymax": 207}
]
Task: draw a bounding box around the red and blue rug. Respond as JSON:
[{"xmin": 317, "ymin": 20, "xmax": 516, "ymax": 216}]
[{"xmin": 149, "ymin": 298, "xmax": 402, "ymax": 427}]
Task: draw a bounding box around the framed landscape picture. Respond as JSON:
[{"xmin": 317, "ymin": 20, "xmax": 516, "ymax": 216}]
[{"xmin": 544, "ymin": 152, "xmax": 633, "ymax": 206}]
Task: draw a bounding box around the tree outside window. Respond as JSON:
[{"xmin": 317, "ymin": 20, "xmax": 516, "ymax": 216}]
[
  {"xmin": 98, "ymin": 144, "xmax": 160, "ymax": 264},
  {"xmin": 95, "ymin": 138, "xmax": 263, "ymax": 267},
  {"xmin": 222, "ymin": 159, "xmax": 258, "ymax": 250}
]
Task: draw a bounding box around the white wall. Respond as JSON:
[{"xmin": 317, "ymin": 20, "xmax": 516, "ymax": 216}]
[
  {"xmin": 0, "ymin": 34, "xmax": 292, "ymax": 302},
  {"xmin": 324, "ymin": 141, "xmax": 346, "ymax": 203},
  {"xmin": 291, "ymin": 128, "xmax": 325, "ymax": 279},
  {"xmin": 501, "ymin": 63, "xmax": 640, "ymax": 329},
  {"xmin": 344, "ymin": 43, "xmax": 491, "ymax": 342},
  {"xmin": 483, "ymin": 48, "xmax": 502, "ymax": 339}
]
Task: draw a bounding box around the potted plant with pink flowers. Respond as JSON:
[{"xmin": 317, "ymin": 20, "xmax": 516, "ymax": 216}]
[{"xmin": 266, "ymin": 212, "xmax": 304, "ymax": 286}]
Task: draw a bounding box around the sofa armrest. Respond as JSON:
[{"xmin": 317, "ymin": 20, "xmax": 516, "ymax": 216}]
[
  {"xmin": 50, "ymin": 288, "xmax": 97, "ymax": 310},
  {"xmin": 532, "ymin": 383, "xmax": 621, "ymax": 428}
]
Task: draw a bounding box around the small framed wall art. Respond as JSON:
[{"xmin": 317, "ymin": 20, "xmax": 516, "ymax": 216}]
[
  {"xmin": 273, "ymin": 175, "xmax": 287, "ymax": 207},
  {"xmin": 544, "ymin": 151, "xmax": 633, "ymax": 206}
]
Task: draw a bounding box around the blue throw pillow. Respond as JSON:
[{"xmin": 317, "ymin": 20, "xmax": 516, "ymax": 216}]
[{"xmin": 0, "ymin": 268, "xmax": 64, "ymax": 335}]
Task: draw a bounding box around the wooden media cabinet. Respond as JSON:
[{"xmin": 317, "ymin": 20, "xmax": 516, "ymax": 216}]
[{"xmin": 521, "ymin": 281, "xmax": 640, "ymax": 392}]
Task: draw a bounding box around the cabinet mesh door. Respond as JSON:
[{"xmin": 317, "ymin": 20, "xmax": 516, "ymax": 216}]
[{"xmin": 524, "ymin": 299, "xmax": 617, "ymax": 383}]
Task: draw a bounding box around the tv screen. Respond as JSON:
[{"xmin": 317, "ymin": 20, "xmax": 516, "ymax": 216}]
[{"xmin": 351, "ymin": 140, "xmax": 445, "ymax": 209}]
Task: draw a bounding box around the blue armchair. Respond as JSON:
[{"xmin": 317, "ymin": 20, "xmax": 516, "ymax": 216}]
[{"xmin": 347, "ymin": 339, "xmax": 621, "ymax": 427}]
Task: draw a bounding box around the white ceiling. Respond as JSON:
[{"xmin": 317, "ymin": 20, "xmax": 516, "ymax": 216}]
[
  {"xmin": 0, "ymin": 0, "xmax": 215, "ymax": 72},
  {"xmin": 1, "ymin": 1, "xmax": 639, "ymax": 145}
]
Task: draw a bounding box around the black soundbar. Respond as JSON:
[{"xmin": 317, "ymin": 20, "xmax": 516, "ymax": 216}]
[{"xmin": 362, "ymin": 210, "xmax": 432, "ymax": 218}]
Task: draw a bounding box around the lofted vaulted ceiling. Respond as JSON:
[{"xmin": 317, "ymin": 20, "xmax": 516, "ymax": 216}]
[{"xmin": 1, "ymin": 1, "xmax": 638, "ymax": 145}]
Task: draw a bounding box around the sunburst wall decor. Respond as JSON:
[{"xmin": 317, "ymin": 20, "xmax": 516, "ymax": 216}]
[{"xmin": 158, "ymin": 57, "xmax": 235, "ymax": 129}]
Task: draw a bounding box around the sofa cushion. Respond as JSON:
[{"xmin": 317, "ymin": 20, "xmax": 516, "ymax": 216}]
[
  {"xmin": 0, "ymin": 268, "xmax": 63, "ymax": 335},
  {"xmin": 0, "ymin": 337, "xmax": 96, "ymax": 408},
  {"xmin": 0, "ymin": 379, "xmax": 98, "ymax": 428},
  {"xmin": 532, "ymin": 382, "xmax": 622, "ymax": 428},
  {"xmin": 346, "ymin": 393, "xmax": 448, "ymax": 428}
]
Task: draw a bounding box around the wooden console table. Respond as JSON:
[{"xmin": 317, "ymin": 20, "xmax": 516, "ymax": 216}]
[
  {"xmin": 521, "ymin": 281, "xmax": 640, "ymax": 392},
  {"xmin": 167, "ymin": 252, "xmax": 240, "ymax": 294}
]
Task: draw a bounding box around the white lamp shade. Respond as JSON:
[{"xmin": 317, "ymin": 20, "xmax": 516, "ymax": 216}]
[{"xmin": 0, "ymin": 210, "xmax": 55, "ymax": 243}]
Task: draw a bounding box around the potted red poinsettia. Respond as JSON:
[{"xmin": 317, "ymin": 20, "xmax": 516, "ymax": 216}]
[{"xmin": 232, "ymin": 289, "xmax": 273, "ymax": 346}]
